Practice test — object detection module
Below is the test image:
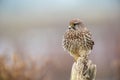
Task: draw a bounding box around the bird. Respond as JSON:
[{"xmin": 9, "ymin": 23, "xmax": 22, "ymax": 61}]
[{"xmin": 62, "ymin": 18, "xmax": 94, "ymax": 61}]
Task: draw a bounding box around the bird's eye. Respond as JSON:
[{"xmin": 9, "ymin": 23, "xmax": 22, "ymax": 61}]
[{"xmin": 73, "ymin": 24, "xmax": 76, "ymax": 26}]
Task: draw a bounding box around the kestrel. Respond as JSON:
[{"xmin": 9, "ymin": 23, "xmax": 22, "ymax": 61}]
[{"xmin": 62, "ymin": 18, "xmax": 94, "ymax": 61}]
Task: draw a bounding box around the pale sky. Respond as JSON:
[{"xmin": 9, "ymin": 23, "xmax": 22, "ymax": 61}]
[{"xmin": 0, "ymin": 0, "xmax": 119, "ymax": 17}]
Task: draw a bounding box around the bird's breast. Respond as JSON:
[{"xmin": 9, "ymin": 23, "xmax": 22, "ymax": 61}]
[
  {"xmin": 63, "ymin": 30, "xmax": 82, "ymax": 53},
  {"xmin": 62, "ymin": 29, "xmax": 94, "ymax": 53},
  {"xmin": 64, "ymin": 29, "xmax": 82, "ymax": 40}
]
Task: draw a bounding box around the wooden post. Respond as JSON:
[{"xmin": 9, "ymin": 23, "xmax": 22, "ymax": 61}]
[{"xmin": 70, "ymin": 57, "xmax": 96, "ymax": 80}]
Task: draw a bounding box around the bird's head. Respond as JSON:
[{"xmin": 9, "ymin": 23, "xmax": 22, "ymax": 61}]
[{"xmin": 69, "ymin": 18, "xmax": 84, "ymax": 30}]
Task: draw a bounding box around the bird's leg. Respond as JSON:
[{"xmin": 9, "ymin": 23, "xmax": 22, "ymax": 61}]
[
  {"xmin": 73, "ymin": 53, "xmax": 80, "ymax": 62},
  {"xmin": 74, "ymin": 56, "xmax": 78, "ymax": 62}
]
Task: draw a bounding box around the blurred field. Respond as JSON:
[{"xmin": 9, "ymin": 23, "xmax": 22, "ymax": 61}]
[
  {"xmin": 0, "ymin": 53, "xmax": 44, "ymax": 80},
  {"xmin": 0, "ymin": 53, "xmax": 72, "ymax": 80},
  {"xmin": 0, "ymin": 0, "xmax": 120, "ymax": 80}
]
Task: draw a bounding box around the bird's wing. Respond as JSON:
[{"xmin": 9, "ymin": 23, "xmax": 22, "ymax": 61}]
[{"xmin": 84, "ymin": 31, "xmax": 94, "ymax": 50}]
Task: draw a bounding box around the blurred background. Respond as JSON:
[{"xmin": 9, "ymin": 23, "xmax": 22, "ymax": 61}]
[{"xmin": 0, "ymin": 0, "xmax": 120, "ymax": 80}]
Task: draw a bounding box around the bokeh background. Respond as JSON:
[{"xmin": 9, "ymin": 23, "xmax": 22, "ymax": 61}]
[{"xmin": 0, "ymin": 0, "xmax": 120, "ymax": 80}]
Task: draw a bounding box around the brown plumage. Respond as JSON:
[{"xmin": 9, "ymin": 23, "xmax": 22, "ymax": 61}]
[{"xmin": 62, "ymin": 18, "xmax": 94, "ymax": 61}]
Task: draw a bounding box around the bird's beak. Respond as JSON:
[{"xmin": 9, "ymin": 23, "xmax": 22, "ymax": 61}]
[
  {"xmin": 68, "ymin": 24, "xmax": 75, "ymax": 29},
  {"xmin": 68, "ymin": 26, "xmax": 71, "ymax": 29},
  {"xmin": 68, "ymin": 24, "xmax": 74, "ymax": 28}
]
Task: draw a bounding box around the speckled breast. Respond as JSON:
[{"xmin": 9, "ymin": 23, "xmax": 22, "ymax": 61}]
[{"xmin": 62, "ymin": 29, "xmax": 94, "ymax": 55}]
